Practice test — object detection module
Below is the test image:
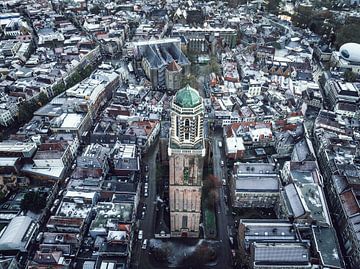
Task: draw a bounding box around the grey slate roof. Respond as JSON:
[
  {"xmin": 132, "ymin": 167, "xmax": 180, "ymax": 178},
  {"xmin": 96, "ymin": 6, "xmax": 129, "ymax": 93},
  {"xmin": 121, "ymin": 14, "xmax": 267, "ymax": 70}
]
[
  {"xmin": 0, "ymin": 216, "xmax": 37, "ymax": 251},
  {"xmin": 253, "ymin": 242, "xmax": 309, "ymax": 264}
]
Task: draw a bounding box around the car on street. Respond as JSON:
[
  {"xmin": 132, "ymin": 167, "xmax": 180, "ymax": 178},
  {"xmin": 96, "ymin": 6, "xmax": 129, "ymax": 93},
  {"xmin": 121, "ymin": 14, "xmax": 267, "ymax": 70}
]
[
  {"xmin": 141, "ymin": 211, "xmax": 145, "ymax": 219},
  {"xmin": 221, "ymin": 160, "xmax": 224, "ymax": 167},
  {"xmin": 229, "ymin": 236, "xmax": 234, "ymax": 247},
  {"xmin": 54, "ymin": 199, "xmax": 60, "ymax": 206},
  {"xmin": 145, "ymin": 165, "xmax": 149, "ymax": 172},
  {"xmin": 145, "ymin": 174, "xmax": 149, "ymax": 182},
  {"xmin": 222, "ymin": 178, "xmax": 226, "ymax": 186},
  {"xmin": 142, "ymin": 239, "xmax": 148, "ymax": 249},
  {"xmin": 36, "ymin": 232, "xmax": 43, "ymax": 242},
  {"xmin": 144, "ymin": 182, "xmax": 148, "ymax": 188},
  {"xmin": 144, "ymin": 189, "xmax": 148, "ymax": 197},
  {"xmin": 58, "ymin": 189, "xmax": 65, "ymax": 197},
  {"xmin": 218, "ymin": 141, "xmax": 222, "ymax": 148},
  {"xmin": 138, "ymin": 230, "xmax": 143, "ymax": 240}
]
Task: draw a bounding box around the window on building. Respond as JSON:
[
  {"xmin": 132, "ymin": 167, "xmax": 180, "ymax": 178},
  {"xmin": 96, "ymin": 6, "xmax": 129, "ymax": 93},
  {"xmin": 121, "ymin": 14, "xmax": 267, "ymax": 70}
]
[
  {"xmin": 196, "ymin": 117, "xmax": 199, "ymax": 137},
  {"xmin": 182, "ymin": 215, "xmax": 188, "ymax": 229},
  {"xmin": 176, "ymin": 116, "xmax": 179, "ymax": 137}
]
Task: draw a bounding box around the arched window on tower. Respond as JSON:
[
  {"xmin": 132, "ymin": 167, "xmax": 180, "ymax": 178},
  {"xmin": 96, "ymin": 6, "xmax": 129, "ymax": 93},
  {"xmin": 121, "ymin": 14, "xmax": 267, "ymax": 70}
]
[
  {"xmin": 176, "ymin": 116, "xmax": 179, "ymax": 137},
  {"xmin": 184, "ymin": 119, "xmax": 190, "ymax": 140},
  {"xmin": 196, "ymin": 117, "xmax": 199, "ymax": 137}
]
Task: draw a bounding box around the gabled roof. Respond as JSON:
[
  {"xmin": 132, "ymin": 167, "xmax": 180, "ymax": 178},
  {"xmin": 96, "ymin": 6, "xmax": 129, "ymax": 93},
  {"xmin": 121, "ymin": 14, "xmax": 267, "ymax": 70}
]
[{"xmin": 167, "ymin": 60, "xmax": 182, "ymax": 72}]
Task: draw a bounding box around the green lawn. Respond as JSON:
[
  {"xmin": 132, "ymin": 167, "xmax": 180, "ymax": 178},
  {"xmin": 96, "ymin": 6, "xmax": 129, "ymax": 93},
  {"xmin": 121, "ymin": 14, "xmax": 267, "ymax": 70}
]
[{"xmin": 204, "ymin": 206, "xmax": 217, "ymax": 239}]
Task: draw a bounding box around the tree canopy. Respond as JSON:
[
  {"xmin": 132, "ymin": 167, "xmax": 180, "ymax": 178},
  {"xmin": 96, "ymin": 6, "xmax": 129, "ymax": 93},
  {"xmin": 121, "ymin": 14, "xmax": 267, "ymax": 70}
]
[
  {"xmin": 291, "ymin": 6, "xmax": 360, "ymax": 49},
  {"xmin": 181, "ymin": 74, "xmax": 198, "ymax": 89},
  {"xmin": 21, "ymin": 191, "xmax": 47, "ymax": 213},
  {"xmin": 18, "ymin": 101, "xmax": 39, "ymax": 124},
  {"xmin": 202, "ymin": 175, "xmax": 221, "ymax": 210},
  {"xmin": 266, "ymin": 0, "xmax": 281, "ymax": 14},
  {"xmin": 335, "ymin": 23, "xmax": 360, "ymax": 49},
  {"xmin": 344, "ymin": 70, "xmax": 358, "ymax": 82}
]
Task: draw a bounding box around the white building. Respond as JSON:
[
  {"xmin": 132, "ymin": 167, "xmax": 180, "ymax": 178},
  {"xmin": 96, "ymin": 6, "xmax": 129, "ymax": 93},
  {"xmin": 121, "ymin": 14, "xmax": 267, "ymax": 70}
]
[
  {"xmin": 331, "ymin": 43, "xmax": 360, "ymax": 74},
  {"xmin": 247, "ymin": 79, "xmax": 262, "ymax": 97}
]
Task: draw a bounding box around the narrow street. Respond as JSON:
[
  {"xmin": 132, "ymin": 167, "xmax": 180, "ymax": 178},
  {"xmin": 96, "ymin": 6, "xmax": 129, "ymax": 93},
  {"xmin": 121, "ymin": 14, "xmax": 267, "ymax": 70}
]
[
  {"xmin": 132, "ymin": 139, "xmax": 159, "ymax": 269},
  {"xmin": 131, "ymin": 129, "xmax": 234, "ymax": 269},
  {"xmin": 211, "ymin": 129, "xmax": 233, "ymax": 269}
]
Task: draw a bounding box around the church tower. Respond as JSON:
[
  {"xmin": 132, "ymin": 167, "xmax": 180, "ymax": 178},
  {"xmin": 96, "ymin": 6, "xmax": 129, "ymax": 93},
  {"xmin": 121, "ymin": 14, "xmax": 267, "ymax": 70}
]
[{"xmin": 168, "ymin": 85, "xmax": 205, "ymax": 238}]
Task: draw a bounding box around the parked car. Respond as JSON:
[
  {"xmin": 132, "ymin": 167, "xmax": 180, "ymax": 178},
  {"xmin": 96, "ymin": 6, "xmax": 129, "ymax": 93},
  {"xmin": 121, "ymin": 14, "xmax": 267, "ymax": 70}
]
[
  {"xmin": 54, "ymin": 199, "xmax": 60, "ymax": 206},
  {"xmin": 144, "ymin": 190, "xmax": 148, "ymax": 197},
  {"xmin": 222, "ymin": 178, "xmax": 226, "ymax": 186},
  {"xmin": 145, "ymin": 165, "xmax": 149, "ymax": 172},
  {"xmin": 221, "ymin": 161, "xmax": 224, "ymax": 167},
  {"xmin": 142, "ymin": 239, "xmax": 148, "ymax": 249},
  {"xmin": 58, "ymin": 189, "xmax": 65, "ymax": 197},
  {"xmin": 141, "ymin": 211, "xmax": 145, "ymax": 219},
  {"xmin": 50, "ymin": 206, "xmax": 56, "ymax": 214},
  {"xmin": 138, "ymin": 230, "xmax": 143, "ymax": 240},
  {"xmin": 36, "ymin": 232, "xmax": 43, "ymax": 242},
  {"xmin": 144, "ymin": 182, "xmax": 148, "ymax": 188}
]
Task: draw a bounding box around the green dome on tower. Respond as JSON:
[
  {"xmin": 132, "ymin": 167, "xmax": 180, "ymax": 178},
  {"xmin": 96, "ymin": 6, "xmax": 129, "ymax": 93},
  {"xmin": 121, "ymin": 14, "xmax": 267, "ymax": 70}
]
[{"xmin": 174, "ymin": 85, "xmax": 201, "ymax": 108}]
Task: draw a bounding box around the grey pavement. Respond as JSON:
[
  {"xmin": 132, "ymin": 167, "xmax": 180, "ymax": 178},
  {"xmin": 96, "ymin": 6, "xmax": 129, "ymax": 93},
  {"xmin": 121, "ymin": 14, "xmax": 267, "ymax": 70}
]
[
  {"xmin": 132, "ymin": 139, "xmax": 159, "ymax": 269},
  {"xmin": 211, "ymin": 129, "xmax": 233, "ymax": 269}
]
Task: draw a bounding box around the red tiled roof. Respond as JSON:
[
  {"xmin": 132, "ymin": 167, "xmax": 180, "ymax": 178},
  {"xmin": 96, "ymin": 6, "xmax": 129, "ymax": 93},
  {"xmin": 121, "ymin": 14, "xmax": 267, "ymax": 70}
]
[
  {"xmin": 340, "ymin": 189, "xmax": 360, "ymax": 216},
  {"xmin": 167, "ymin": 61, "xmax": 182, "ymax": 72}
]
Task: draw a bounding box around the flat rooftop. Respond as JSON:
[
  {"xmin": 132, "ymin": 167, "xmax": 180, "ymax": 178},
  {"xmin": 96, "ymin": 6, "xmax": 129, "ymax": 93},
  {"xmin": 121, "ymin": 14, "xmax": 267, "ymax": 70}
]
[
  {"xmin": 312, "ymin": 226, "xmax": 344, "ymax": 268},
  {"xmin": 241, "ymin": 219, "xmax": 298, "ymax": 241},
  {"xmin": 0, "ymin": 157, "xmax": 19, "ymax": 167},
  {"xmin": 90, "ymin": 202, "xmax": 134, "ymax": 231},
  {"xmin": 61, "ymin": 113, "xmax": 84, "ymax": 129},
  {"xmin": 235, "ymin": 176, "xmax": 279, "ymax": 192},
  {"xmin": 57, "ymin": 201, "xmax": 92, "ymax": 219},
  {"xmin": 42, "ymin": 232, "xmax": 79, "ymax": 245},
  {"xmin": 0, "ymin": 142, "xmax": 36, "ymax": 153},
  {"xmin": 253, "ymin": 242, "xmax": 310, "ymax": 265}
]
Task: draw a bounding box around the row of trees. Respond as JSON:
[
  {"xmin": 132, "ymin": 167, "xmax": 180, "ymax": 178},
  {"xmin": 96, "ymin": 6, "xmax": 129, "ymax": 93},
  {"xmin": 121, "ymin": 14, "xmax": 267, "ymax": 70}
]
[
  {"xmin": 202, "ymin": 174, "xmax": 221, "ymax": 210},
  {"xmin": 17, "ymin": 62, "xmax": 97, "ymax": 125},
  {"xmin": 202, "ymin": 174, "xmax": 220, "ymax": 239},
  {"xmin": 18, "ymin": 92, "xmax": 49, "ymax": 124}
]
